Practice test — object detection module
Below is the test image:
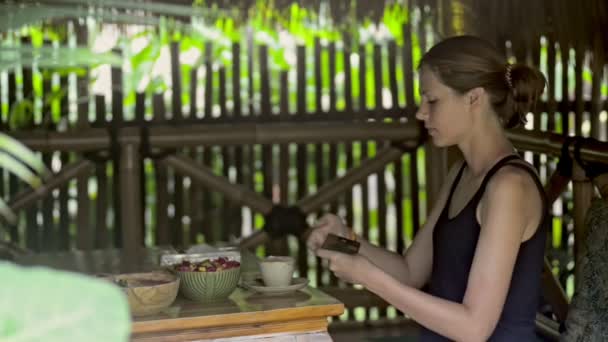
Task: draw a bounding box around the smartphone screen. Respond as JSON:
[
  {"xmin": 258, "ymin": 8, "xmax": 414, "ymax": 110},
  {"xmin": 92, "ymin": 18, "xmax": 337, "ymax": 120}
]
[{"xmin": 321, "ymin": 233, "xmax": 360, "ymax": 255}]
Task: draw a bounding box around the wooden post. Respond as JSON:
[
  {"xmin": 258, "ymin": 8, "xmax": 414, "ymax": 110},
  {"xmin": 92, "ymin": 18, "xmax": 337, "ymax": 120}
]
[
  {"xmin": 119, "ymin": 128, "xmax": 143, "ymax": 253},
  {"xmin": 571, "ymin": 161, "xmax": 594, "ymax": 290}
]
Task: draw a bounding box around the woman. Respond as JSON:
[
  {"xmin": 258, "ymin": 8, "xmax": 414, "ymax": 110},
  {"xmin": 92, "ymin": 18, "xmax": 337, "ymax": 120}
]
[{"xmin": 308, "ymin": 35, "xmax": 548, "ymax": 341}]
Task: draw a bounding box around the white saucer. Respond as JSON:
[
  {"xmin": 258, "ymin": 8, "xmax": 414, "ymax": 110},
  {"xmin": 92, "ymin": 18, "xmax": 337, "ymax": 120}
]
[{"xmin": 243, "ymin": 277, "xmax": 308, "ymax": 295}]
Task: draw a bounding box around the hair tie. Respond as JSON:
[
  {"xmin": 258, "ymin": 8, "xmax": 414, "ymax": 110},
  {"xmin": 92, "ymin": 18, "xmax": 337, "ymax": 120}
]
[{"xmin": 505, "ymin": 64, "xmax": 513, "ymax": 90}]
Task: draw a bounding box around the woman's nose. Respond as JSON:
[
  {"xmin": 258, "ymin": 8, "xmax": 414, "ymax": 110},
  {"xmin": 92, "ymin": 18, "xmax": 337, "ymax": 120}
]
[{"xmin": 415, "ymin": 104, "xmax": 426, "ymax": 121}]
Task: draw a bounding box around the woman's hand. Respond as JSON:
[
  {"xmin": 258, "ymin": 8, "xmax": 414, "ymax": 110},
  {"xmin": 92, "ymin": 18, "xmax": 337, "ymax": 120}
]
[
  {"xmin": 306, "ymin": 214, "xmax": 352, "ymax": 252},
  {"xmin": 315, "ymin": 249, "xmax": 377, "ymax": 286}
]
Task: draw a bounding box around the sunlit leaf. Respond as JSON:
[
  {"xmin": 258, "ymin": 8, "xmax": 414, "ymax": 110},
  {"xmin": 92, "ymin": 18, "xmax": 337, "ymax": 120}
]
[
  {"xmin": 0, "ymin": 152, "xmax": 42, "ymax": 188},
  {"xmin": 8, "ymin": 100, "xmax": 34, "ymax": 131},
  {"xmin": 0, "ymin": 133, "xmax": 50, "ymax": 177}
]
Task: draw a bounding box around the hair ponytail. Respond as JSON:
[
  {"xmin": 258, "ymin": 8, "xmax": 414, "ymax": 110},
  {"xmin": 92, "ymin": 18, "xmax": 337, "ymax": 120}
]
[{"xmin": 504, "ymin": 64, "xmax": 546, "ymax": 128}]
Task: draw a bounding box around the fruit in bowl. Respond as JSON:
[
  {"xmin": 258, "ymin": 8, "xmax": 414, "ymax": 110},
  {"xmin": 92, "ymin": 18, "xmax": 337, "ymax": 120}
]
[
  {"xmin": 107, "ymin": 271, "xmax": 179, "ymax": 316},
  {"xmin": 173, "ymin": 257, "xmax": 240, "ymax": 273},
  {"xmin": 173, "ymin": 257, "xmax": 241, "ymax": 301}
]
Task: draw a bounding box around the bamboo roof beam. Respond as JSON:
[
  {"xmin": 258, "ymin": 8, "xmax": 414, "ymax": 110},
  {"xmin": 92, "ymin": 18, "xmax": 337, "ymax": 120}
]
[
  {"xmin": 148, "ymin": 122, "xmax": 420, "ymax": 148},
  {"xmin": 508, "ymin": 129, "xmax": 608, "ymax": 164}
]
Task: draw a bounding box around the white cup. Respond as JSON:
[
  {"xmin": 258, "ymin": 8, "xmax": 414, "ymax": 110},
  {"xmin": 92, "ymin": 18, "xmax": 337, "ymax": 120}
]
[{"xmin": 258, "ymin": 256, "xmax": 295, "ymax": 287}]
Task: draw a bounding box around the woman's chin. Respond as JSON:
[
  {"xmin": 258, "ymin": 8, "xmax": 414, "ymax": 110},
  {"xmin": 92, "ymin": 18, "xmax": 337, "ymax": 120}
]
[{"xmin": 429, "ymin": 135, "xmax": 447, "ymax": 147}]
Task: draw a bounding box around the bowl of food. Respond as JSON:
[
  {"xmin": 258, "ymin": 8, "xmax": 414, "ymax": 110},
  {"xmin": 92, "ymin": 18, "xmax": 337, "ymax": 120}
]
[
  {"xmin": 171, "ymin": 256, "xmax": 241, "ymax": 301},
  {"xmin": 108, "ymin": 271, "xmax": 179, "ymax": 316}
]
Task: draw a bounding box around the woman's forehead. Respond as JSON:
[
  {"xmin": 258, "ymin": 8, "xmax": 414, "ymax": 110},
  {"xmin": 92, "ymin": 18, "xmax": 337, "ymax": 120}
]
[{"xmin": 419, "ymin": 67, "xmax": 448, "ymax": 94}]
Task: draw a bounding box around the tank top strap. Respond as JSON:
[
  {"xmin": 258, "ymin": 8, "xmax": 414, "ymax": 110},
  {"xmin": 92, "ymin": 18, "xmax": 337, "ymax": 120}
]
[
  {"xmin": 445, "ymin": 161, "xmax": 467, "ymax": 208},
  {"xmin": 474, "ymin": 154, "xmax": 522, "ymax": 201}
]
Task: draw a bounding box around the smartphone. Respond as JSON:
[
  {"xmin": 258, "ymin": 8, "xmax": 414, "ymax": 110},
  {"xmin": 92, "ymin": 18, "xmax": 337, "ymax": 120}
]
[{"xmin": 321, "ymin": 233, "xmax": 360, "ymax": 255}]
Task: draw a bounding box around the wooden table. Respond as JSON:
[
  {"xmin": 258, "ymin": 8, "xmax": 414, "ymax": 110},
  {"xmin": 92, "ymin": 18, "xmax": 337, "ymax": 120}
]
[
  {"xmin": 131, "ymin": 287, "xmax": 343, "ymax": 341},
  {"xmin": 15, "ymin": 247, "xmax": 345, "ymax": 341}
]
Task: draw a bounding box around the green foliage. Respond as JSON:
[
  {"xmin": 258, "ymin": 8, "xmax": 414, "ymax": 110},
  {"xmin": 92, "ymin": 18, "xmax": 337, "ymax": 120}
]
[
  {"xmin": 0, "ymin": 263, "xmax": 131, "ymax": 342},
  {"xmin": 0, "ymin": 132, "xmax": 51, "ymax": 225},
  {"xmin": 382, "ymin": 3, "xmax": 409, "ymax": 46}
]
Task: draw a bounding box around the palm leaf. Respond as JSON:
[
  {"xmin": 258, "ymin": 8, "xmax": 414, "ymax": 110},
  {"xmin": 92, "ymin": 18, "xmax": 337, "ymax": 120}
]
[
  {"xmin": 0, "ymin": 133, "xmax": 50, "ymax": 178},
  {"xmin": 0, "ymin": 152, "xmax": 43, "ymax": 189},
  {"xmin": 1, "ymin": 2, "xmax": 229, "ymax": 32},
  {"xmin": 0, "ymin": 46, "xmax": 122, "ymax": 72}
]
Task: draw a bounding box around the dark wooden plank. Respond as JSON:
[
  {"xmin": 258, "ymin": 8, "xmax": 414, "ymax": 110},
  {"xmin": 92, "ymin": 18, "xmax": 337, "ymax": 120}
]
[
  {"xmin": 135, "ymin": 92, "xmax": 147, "ymax": 246},
  {"xmin": 189, "ymin": 67, "xmax": 203, "ymax": 244},
  {"xmin": 590, "ymin": 47, "xmax": 603, "ymax": 139},
  {"xmin": 170, "ymin": 41, "xmax": 184, "ymax": 121},
  {"xmin": 279, "ymin": 71, "xmax": 289, "ymax": 205},
  {"xmin": 232, "ymin": 42, "xmax": 245, "ymax": 241},
  {"xmin": 410, "ymin": 152, "xmax": 420, "ymax": 237},
  {"xmin": 328, "ymin": 42, "xmax": 337, "ymax": 115},
  {"xmin": 373, "ymin": 42, "xmax": 388, "ymax": 318},
  {"xmin": 202, "ymin": 43, "xmax": 215, "ymax": 243},
  {"xmin": 559, "ymin": 43, "xmax": 570, "ymax": 136},
  {"xmin": 388, "ymin": 38, "xmax": 405, "ymax": 261},
  {"xmin": 418, "ymin": 6, "xmax": 427, "ymax": 55},
  {"xmin": 343, "ymin": 40, "xmax": 354, "ymax": 227},
  {"xmin": 328, "ymin": 41, "xmax": 339, "ymax": 212},
  {"xmin": 0, "ymin": 73, "xmax": 4, "ymax": 230},
  {"xmin": 153, "ymin": 94, "xmax": 170, "ymax": 246},
  {"xmin": 39, "ymin": 66, "xmax": 55, "ymax": 251},
  {"xmin": 111, "ymin": 66, "xmax": 124, "ymax": 248},
  {"xmin": 76, "ymin": 61, "xmax": 91, "ymax": 250},
  {"xmin": 530, "ymin": 38, "xmax": 542, "ymax": 172},
  {"xmin": 546, "ymin": 36, "xmax": 557, "ymax": 133},
  {"xmin": 22, "ymin": 64, "xmax": 39, "ymax": 251},
  {"xmin": 312, "ymin": 38, "xmax": 326, "ymax": 285},
  {"xmin": 259, "ymin": 45, "xmax": 284, "ymax": 254},
  {"xmin": 0, "ymin": 71, "xmax": 3, "ymax": 131},
  {"xmin": 170, "ymin": 41, "xmax": 184, "ymax": 247},
  {"xmin": 373, "ymin": 43, "xmax": 383, "ymax": 119},
  {"xmin": 314, "ymin": 37, "xmax": 323, "ymax": 114},
  {"xmin": 204, "ymin": 42, "xmax": 214, "ymax": 120},
  {"xmin": 557, "ymin": 43, "xmax": 570, "ymax": 290},
  {"xmin": 7, "ymin": 72, "xmax": 18, "ymax": 244},
  {"xmin": 219, "ymin": 66, "xmax": 236, "ymax": 241},
  {"xmin": 296, "ymin": 45, "xmax": 309, "ymax": 281},
  {"xmin": 343, "ymin": 40, "xmax": 356, "ymax": 321},
  {"xmin": 388, "ymin": 41, "xmax": 399, "ymax": 109},
  {"xmin": 59, "ymin": 75, "xmax": 71, "ymax": 250},
  {"xmin": 359, "ymin": 44, "xmax": 367, "ymax": 113},
  {"xmin": 358, "ymin": 40, "xmax": 372, "ymax": 320},
  {"xmin": 574, "ymin": 45, "xmax": 584, "ymax": 136},
  {"xmin": 395, "ymin": 159, "xmax": 405, "ymax": 254},
  {"xmin": 95, "ymin": 95, "xmax": 109, "ymax": 249},
  {"xmin": 327, "ymin": 42, "xmax": 340, "ymax": 286},
  {"xmin": 245, "ymin": 36, "xmax": 257, "ymax": 246}
]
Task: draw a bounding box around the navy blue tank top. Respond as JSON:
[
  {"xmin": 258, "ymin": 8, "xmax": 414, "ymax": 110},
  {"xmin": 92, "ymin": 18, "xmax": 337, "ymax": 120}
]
[{"xmin": 420, "ymin": 155, "xmax": 548, "ymax": 341}]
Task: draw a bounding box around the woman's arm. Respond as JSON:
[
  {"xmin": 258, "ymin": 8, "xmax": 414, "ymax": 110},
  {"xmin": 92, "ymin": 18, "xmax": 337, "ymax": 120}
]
[
  {"xmin": 357, "ymin": 162, "xmax": 462, "ymax": 289},
  {"xmin": 325, "ymin": 166, "xmax": 541, "ymax": 341}
]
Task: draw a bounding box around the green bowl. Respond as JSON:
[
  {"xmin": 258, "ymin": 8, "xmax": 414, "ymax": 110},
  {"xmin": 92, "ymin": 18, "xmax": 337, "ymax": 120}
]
[{"xmin": 176, "ymin": 267, "xmax": 241, "ymax": 301}]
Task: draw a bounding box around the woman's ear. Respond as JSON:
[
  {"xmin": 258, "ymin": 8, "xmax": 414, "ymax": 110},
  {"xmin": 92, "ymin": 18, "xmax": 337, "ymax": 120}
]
[{"xmin": 467, "ymin": 87, "xmax": 485, "ymax": 106}]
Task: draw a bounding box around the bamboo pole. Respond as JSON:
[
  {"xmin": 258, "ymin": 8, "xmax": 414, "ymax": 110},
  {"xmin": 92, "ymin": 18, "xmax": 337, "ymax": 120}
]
[
  {"xmin": 161, "ymin": 155, "xmax": 274, "ymax": 215},
  {"xmin": 149, "ymin": 122, "xmax": 419, "ymax": 147},
  {"xmin": 8, "ymin": 125, "xmax": 608, "ymax": 165},
  {"xmin": 9, "ymin": 159, "xmax": 94, "ymax": 212},
  {"xmin": 11, "ymin": 129, "xmax": 110, "ymax": 152},
  {"xmin": 508, "ymin": 129, "xmax": 608, "ymax": 163},
  {"xmin": 296, "ymin": 147, "xmax": 406, "ymax": 214},
  {"xmin": 571, "ymin": 162, "xmax": 594, "ymax": 291}
]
